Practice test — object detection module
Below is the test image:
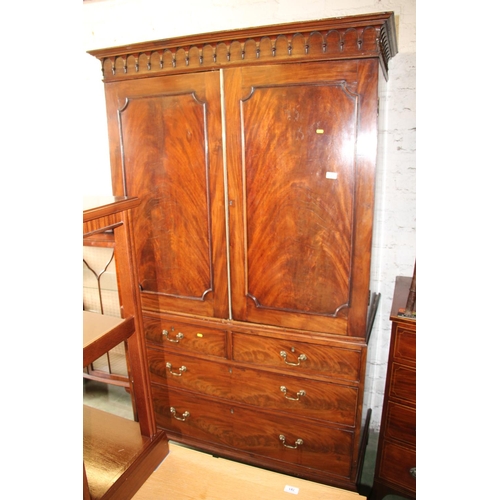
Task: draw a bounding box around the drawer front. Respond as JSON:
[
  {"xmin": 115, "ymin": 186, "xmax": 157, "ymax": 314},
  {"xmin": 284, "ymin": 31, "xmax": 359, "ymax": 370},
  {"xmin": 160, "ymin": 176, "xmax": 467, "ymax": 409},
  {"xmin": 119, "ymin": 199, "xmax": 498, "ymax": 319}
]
[
  {"xmin": 389, "ymin": 363, "xmax": 416, "ymax": 404},
  {"xmin": 384, "ymin": 401, "xmax": 416, "ymax": 446},
  {"xmin": 393, "ymin": 325, "xmax": 416, "ymax": 364},
  {"xmin": 152, "ymin": 384, "xmax": 234, "ymax": 448},
  {"xmin": 232, "ymin": 333, "xmax": 362, "ymax": 382},
  {"xmin": 231, "ymin": 405, "xmax": 354, "ymax": 478},
  {"xmin": 143, "ymin": 314, "xmax": 227, "ymax": 358},
  {"xmin": 378, "ymin": 440, "xmax": 416, "ymax": 493},
  {"xmin": 148, "ymin": 349, "xmax": 358, "ymax": 427},
  {"xmin": 231, "ymin": 366, "xmax": 359, "ymax": 427},
  {"xmin": 152, "ymin": 385, "xmax": 354, "ymax": 478},
  {"xmin": 147, "ymin": 348, "xmax": 232, "ymax": 399}
]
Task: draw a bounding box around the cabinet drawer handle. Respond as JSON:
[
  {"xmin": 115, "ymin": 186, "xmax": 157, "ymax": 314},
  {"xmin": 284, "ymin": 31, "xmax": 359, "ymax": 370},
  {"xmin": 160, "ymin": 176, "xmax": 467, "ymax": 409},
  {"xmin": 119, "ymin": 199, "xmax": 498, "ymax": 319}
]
[
  {"xmin": 162, "ymin": 329, "xmax": 184, "ymax": 343},
  {"xmin": 279, "ymin": 434, "xmax": 304, "ymax": 449},
  {"xmin": 280, "ymin": 350, "xmax": 307, "ymax": 366},
  {"xmin": 166, "ymin": 362, "xmax": 187, "ymax": 376},
  {"xmin": 280, "ymin": 385, "xmax": 306, "ymax": 401},
  {"xmin": 170, "ymin": 407, "xmax": 190, "ymax": 421},
  {"xmin": 409, "ymin": 467, "xmax": 416, "ymax": 478}
]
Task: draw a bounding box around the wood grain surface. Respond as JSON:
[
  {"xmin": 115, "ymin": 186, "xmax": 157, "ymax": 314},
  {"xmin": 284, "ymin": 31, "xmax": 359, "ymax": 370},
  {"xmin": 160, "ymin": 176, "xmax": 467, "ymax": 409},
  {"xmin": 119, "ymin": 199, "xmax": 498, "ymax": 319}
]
[{"xmin": 132, "ymin": 442, "xmax": 365, "ymax": 500}]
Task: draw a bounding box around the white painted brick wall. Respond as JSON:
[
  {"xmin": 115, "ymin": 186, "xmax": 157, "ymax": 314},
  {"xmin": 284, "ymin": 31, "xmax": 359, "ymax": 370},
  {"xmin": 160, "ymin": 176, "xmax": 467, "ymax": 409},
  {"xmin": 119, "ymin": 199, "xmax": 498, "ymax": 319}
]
[{"xmin": 82, "ymin": 0, "xmax": 416, "ymax": 432}]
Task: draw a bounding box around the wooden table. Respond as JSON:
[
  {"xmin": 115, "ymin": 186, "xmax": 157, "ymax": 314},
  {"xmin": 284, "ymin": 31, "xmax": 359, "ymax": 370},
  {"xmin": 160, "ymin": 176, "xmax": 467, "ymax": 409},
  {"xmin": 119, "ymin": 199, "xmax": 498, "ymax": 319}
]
[{"xmin": 133, "ymin": 442, "xmax": 365, "ymax": 500}]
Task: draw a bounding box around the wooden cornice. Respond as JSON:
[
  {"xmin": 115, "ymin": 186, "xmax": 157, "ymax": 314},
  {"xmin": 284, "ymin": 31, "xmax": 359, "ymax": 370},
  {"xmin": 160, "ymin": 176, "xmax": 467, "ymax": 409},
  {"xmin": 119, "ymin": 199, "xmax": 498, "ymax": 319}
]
[{"xmin": 88, "ymin": 11, "xmax": 398, "ymax": 82}]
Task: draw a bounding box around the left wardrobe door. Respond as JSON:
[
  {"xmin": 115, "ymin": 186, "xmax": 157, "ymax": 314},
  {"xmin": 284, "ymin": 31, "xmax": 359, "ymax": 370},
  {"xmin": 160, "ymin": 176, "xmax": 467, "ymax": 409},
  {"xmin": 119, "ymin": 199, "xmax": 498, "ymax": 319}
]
[{"xmin": 103, "ymin": 71, "xmax": 229, "ymax": 319}]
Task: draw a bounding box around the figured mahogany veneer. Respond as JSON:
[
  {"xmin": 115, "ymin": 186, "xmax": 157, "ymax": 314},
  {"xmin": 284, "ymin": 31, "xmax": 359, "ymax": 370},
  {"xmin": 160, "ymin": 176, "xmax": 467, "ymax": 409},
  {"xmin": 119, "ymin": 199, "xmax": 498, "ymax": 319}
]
[
  {"xmin": 232, "ymin": 332, "xmax": 363, "ymax": 382},
  {"xmin": 152, "ymin": 386, "xmax": 355, "ymax": 479},
  {"xmin": 89, "ymin": 12, "xmax": 398, "ymax": 492},
  {"xmin": 147, "ymin": 347, "xmax": 359, "ymax": 426},
  {"xmin": 143, "ymin": 313, "xmax": 229, "ymax": 358}
]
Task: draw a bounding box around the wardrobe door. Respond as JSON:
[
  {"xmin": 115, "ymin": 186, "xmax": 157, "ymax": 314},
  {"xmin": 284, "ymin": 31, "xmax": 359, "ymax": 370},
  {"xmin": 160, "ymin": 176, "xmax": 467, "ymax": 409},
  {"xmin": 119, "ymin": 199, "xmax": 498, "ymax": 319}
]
[
  {"xmin": 224, "ymin": 60, "xmax": 379, "ymax": 336},
  {"xmin": 104, "ymin": 71, "xmax": 229, "ymax": 319}
]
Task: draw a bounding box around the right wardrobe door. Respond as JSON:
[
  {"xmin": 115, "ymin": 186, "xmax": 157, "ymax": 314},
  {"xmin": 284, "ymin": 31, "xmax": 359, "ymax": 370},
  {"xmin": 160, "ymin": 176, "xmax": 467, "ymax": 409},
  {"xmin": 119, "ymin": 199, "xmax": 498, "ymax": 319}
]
[{"xmin": 224, "ymin": 59, "xmax": 379, "ymax": 337}]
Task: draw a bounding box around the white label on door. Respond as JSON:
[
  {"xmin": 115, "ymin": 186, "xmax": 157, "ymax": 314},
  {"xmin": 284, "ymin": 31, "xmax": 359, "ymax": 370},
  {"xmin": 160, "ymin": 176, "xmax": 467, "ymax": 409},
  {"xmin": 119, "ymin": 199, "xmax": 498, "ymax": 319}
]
[
  {"xmin": 284, "ymin": 485, "xmax": 299, "ymax": 494},
  {"xmin": 325, "ymin": 172, "xmax": 338, "ymax": 179}
]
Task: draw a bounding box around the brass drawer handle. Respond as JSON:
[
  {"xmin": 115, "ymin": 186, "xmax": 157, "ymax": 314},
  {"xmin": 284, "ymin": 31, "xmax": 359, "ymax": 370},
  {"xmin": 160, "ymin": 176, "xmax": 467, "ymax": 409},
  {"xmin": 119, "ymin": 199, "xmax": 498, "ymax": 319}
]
[
  {"xmin": 279, "ymin": 434, "xmax": 304, "ymax": 449},
  {"xmin": 162, "ymin": 329, "xmax": 184, "ymax": 343},
  {"xmin": 166, "ymin": 362, "xmax": 187, "ymax": 376},
  {"xmin": 280, "ymin": 350, "xmax": 307, "ymax": 366},
  {"xmin": 409, "ymin": 467, "xmax": 416, "ymax": 478},
  {"xmin": 280, "ymin": 385, "xmax": 306, "ymax": 401},
  {"xmin": 170, "ymin": 407, "xmax": 190, "ymax": 421}
]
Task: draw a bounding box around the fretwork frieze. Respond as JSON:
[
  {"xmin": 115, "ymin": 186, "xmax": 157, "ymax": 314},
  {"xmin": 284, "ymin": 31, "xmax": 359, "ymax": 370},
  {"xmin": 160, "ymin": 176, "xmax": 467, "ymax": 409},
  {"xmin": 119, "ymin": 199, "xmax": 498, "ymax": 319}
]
[{"xmin": 89, "ymin": 12, "xmax": 397, "ymax": 82}]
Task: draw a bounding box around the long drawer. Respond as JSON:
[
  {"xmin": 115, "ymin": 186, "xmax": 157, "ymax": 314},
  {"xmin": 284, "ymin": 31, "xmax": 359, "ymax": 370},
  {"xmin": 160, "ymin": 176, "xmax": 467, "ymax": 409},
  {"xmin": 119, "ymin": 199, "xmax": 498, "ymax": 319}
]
[
  {"xmin": 147, "ymin": 347, "xmax": 359, "ymax": 426},
  {"xmin": 393, "ymin": 325, "xmax": 416, "ymax": 365},
  {"xmin": 151, "ymin": 384, "xmax": 355, "ymax": 478},
  {"xmin": 232, "ymin": 332, "xmax": 363, "ymax": 382},
  {"xmin": 377, "ymin": 439, "xmax": 416, "ymax": 493},
  {"xmin": 383, "ymin": 400, "xmax": 416, "ymax": 447},
  {"xmin": 388, "ymin": 363, "xmax": 416, "ymax": 404}
]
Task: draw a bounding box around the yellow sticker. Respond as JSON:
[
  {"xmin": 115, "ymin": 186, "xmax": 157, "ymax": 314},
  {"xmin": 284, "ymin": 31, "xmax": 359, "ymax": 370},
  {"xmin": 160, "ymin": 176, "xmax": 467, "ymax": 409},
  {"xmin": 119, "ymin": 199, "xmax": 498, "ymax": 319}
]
[
  {"xmin": 316, "ymin": 129, "xmax": 324, "ymax": 134},
  {"xmin": 196, "ymin": 333, "xmax": 204, "ymax": 338}
]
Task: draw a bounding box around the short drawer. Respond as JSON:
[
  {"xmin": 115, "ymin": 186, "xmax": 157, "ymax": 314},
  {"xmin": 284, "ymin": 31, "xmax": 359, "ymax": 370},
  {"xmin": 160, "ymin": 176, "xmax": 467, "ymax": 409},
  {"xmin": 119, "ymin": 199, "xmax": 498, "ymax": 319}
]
[
  {"xmin": 143, "ymin": 314, "xmax": 227, "ymax": 358},
  {"xmin": 232, "ymin": 333, "xmax": 363, "ymax": 382},
  {"xmin": 389, "ymin": 363, "xmax": 416, "ymax": 404},
  {"xmin": 152, "ymin": 385, "xmax": 354, "ymax": 478},
  {"xmin": 147, "ymin": 348, "xmax": 232, "ymax": 399},
  {"xmin": 383, "ymin": 401, "xmax": 416, "ymax": 446},
  {"xmin": 378, "ymin": 440, "xmax": 416, "ymax": 493},
  {"xmin": 231, "ymin": 366, "xmax": 359, "ymax": 427},
  {"xmin": 393, "ymin": 325, "xmax": 416, "ymax": 364}
]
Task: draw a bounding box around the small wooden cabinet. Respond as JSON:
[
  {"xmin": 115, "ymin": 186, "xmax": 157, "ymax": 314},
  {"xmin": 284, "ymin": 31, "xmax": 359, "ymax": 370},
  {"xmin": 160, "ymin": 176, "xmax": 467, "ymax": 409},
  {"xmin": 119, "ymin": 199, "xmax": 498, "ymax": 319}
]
[
  {"xmin": 83, "ymin": 197, "xmax": 169, "ymax": 500},
  {"xmin": 88, "ymin": 12, "xmax": 398, "ymax": 492},
  {"xmin": 370, "ymin": 276, "xmax": 416, "ymax": 499}
]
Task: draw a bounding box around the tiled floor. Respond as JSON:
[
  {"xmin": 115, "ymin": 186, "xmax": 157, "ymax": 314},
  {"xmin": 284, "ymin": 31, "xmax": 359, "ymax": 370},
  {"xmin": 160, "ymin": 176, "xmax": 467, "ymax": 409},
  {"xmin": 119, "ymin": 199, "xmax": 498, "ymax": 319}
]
[
  {"xmin": 83, "ymin": 379, "xmax": 134, "ymax": 420},
  {"xmin": 83, "ymin": 379, "xmax": 407, "ymax": 499}
]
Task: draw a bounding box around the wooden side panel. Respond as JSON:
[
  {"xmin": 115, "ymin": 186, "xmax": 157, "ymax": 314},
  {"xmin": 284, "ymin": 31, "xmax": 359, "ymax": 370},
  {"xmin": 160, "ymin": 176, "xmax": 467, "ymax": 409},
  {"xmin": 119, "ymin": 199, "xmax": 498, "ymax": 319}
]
[{"xmin": 104, "ymin": 72, "xmax": 229, "ymax": 318}]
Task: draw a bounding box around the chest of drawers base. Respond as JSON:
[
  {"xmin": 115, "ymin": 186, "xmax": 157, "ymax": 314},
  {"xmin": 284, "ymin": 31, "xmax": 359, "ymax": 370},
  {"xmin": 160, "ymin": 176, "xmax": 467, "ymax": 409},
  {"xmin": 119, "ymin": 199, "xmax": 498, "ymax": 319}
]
[{"xmin": 143, "ymin": 310, "xmax": 370, "ymax": 491}]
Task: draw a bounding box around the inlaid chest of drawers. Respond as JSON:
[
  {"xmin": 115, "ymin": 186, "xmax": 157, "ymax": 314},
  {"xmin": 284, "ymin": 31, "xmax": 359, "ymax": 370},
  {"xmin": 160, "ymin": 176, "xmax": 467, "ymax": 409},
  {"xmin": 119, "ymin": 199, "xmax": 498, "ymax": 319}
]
[{"xmin": 370, "ymin": 276, "xmax": 416, "ymax": 499}]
